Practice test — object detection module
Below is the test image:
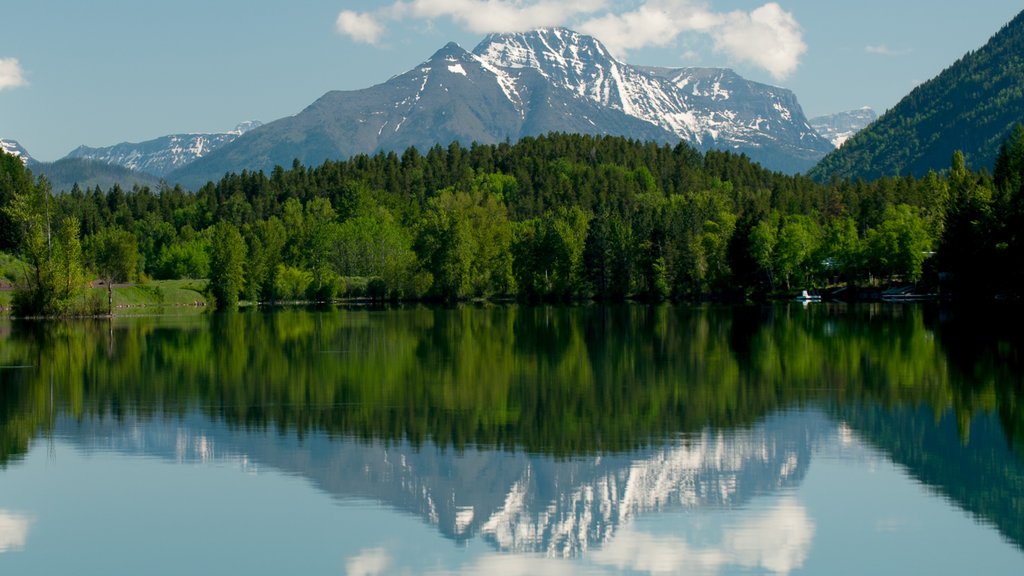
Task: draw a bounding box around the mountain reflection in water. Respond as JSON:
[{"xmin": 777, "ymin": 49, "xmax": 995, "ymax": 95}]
[{"xmin": 1, "ymin": 303, "xmax": 1023, "ymax": 574}]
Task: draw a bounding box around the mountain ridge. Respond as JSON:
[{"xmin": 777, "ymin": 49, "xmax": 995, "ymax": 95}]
[
  {"xmin": 0, "ymin": 138, "xmax": 32, "ymax": 165},
  {"xmin": 64, "ymin": 121, "xmax": 262, "ymax": 178},
  {"xmin": 169, "ymin": 28, "xmax": 832, "ymax": 188}
]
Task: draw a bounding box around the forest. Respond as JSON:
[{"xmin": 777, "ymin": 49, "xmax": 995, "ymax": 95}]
[{"xmin": 2, "ymin": 129, "xmax": 1023, "ymax": 314}]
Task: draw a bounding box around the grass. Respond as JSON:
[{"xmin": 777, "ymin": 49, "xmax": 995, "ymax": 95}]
[
  {"xmin": 86, "ymin": 279, "xmax": 209, "ymax": 314},
  {"xmin": 1, "ymin": 252, "xmax": 209, "ymax": 315},
  {"xmin": 1, "ymin": 277, "xmax": 209, "ymax": 315},
  {"xmin": 103, "ymin": 279, "xmax": 208, "ymax": 308}
]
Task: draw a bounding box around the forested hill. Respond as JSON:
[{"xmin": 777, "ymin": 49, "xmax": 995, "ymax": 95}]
[
  {"xmin": 3, "ymin": 130, "xmax": 1024, "ymax": 314},
  {"xmin": 810, "ymin": 9, "xmax": 1024, "ymax": 181}
]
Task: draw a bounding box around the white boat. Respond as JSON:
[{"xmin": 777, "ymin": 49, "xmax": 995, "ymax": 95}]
[{"xmin": 796, "ymin": 290, "xmax": 821, "ymax": 302}]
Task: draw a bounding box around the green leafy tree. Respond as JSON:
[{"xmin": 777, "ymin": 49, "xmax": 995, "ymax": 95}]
[
  {"xmin": 938, "ymin": 151, "xmax": 999, "ymax": 295},
  {"xmin": 208, "ymin": 221, "xmax": 247, "ymax": 310},
  {"xmin": 775, "ymin": 214, "xmax": 821, "ymax": 291},
  {"xmin": 416, "ymin": 186, "xmax": 515, "ymax": 300},
  {"xmin": 865, "ymin": 204, "xmax": 931, "ymax": 283},
  {"xmin": 302, "ymin": 198, "xmax": 340, "ymax": 301},
  {"xmin": 748, "ymin": 216, "xmax": 779, "ymax": 291},
  {"xmin": 4, "ymin": 176, "xmax": 85, "ymax": 316},
  {"xmin": 665, "ymin": 190, "xmax": 736, "ymax": 297},
  {"xmin": 274, "ymin": 264, "xmax": 313, "ymax": 301},
  {"xmin": 335, "ymin": 206, "xmax": 422, "ymax": 298},
  {"xmin": 243, "ymin": 216, "xmax": 287, "ymax": 302},
  {"xmin": 0, "ymin": 151, "xmax": 35, "ymax": 251},
  {"xmin": 818, "ymin": 217, "xmax": 861, "ymax": 285},
  {"xmin": 87, "ymin": 227, "xmax": 140, "ymax": 315}
]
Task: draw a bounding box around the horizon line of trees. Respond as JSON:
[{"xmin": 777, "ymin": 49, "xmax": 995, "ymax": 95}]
[{"xmin": 2, "ymin": 130, "xmax": 1023, "ymax": 314}]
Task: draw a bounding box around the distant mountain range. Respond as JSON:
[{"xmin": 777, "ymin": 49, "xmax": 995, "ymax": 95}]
[
  {"xmin": 65, "ymin": 121, "xmax": 262, "ymax": 178},
  {"xmin": 14, "ymin": 8, "xmax": 1022, "ymax": 190},
  {"xmin": 169, "ymin": 29, "xmax": 832, "ymax": 187},
  {"xmin": 12, "ymin": 28, "xmax": 839, "ymax": 190},
  {"xmin": 809, "ymin": 107, "xmax": 877, "ymax": 148},
  {"xmin": 811, "ymin": 9, "xmax": 1024, "ymax": 180},
  {"xmin": 1, "ymin": 136, "xmax": 162, "ymax": 192},
  {"xmin": 2, "ymin": 123, "xmax": 261, "ymax": 192}
]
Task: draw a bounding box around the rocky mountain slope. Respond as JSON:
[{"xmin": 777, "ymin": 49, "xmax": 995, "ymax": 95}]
[
  {"xmin": 0, "ymin": 138, "xmax": 32, "ymax": 165},
  {"xmin": 170, "ymin": 28, "xmax": 831, "ymax": 187},
  {"xmin": 64, "ymin": 121, "xmax": 261, "ymax": 178},
  {"xmin": 809, "ymin": 107, "xmax": 877, "ymax": 148}
]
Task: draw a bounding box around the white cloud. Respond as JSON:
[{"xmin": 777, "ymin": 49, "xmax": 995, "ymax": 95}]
[
  {"xmin": 0, "ymin": 58, "xmax": 28, "ymax": 91},
  {"xmin": 577, "ymin": 0, "xmax": 719, "ymax": 56},
  {"xmin": 710, "ymin": 3, "xmax": 806, "ymax": 80},
  {"xmin": 336, "ymin": 0, "xmax": 607, "ymax": 45},
  {"xmin": 0, "ymin": 511, "xmax": 32, "ymax": 553},
  {"xmin": 403, "ymin": 0, "xmax": 608, "ymax": 34},
  {"xmin": 865, "ymin": 44, "xmax": 911, "ymax": 57},
  {"xmin": 345, "ymin": 547, "xmax": 392, "ymax": 576},
  {"xmin": 336, "ymin": 10, "xmax": 386, "ymax": 45},
  {"xmin": 578, "ymin": 1, "xmax": 805, "ymax": 79},
  {"xmin": 334, "ymin": 0, "xmax": 806, "ymax": 80}
]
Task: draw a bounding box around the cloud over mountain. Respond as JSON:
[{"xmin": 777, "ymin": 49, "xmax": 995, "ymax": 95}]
[
  {"xmin": 0, "ymin": 57, "xmax": 27, "ymax": 91},
  {"xmin": 335, "ymin": 0, "xmax": 806, "ymax": 80}
]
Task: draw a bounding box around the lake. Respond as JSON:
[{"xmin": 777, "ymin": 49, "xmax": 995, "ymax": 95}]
[{"xmin": 0, "ymin": 303, "xmax": 1022, "ymax": 575}]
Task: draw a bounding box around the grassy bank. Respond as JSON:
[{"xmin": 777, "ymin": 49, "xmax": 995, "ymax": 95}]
[{"xmin": 1, "ymin": 279, "xmax": 208, "ymax": 315}]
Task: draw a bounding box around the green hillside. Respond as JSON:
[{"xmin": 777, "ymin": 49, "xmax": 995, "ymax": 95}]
[{"xmin": 811, "ymin": 10, "xmax": 1024, "ymax": 181}]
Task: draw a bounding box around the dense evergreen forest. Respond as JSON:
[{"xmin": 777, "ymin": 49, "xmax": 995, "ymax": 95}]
[{"xmin": 2, "ymin": 131, "xmax": 1023, "ymax": 314}]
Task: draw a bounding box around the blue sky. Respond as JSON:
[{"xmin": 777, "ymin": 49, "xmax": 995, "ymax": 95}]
[{"xmin": 1, "ymin": 1, "xmax": 1021, "ymax": 161}]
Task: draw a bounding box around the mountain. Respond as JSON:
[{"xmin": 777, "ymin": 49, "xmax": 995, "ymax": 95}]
[
  {"xmin": 33, "ymin": 157, "xmax": 162, "ymax": 193},
  {"xmin": 2, "ymin": 138, "xmax": 159, "ymax": 192},
  {"xmin": 809, "ymin": 107, "xmax": 877, "ymax": 148},
  {"xmin": 811, "ymin": 10, "xmax": 1024, "ymax": 180},
  {"xmin": 0, "ymin": 138, "xmax": 32, "ymax": 165},
  {"xmin": 64, "ymin": 121, "xmax": 262, "ymax": 178},
  {"xmin": 170, "ymin": 28, "xmax": 832, "ymax": 187},
  {"xmin": 640, "ymin": 66, "xmax": 832, "ymax": 171}
]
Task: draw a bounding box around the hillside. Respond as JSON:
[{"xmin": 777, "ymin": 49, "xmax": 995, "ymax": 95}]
[
  {"xmin": 33, "ymin": 157, "xmax": 162, "ymax": 193},
  {"xmin": 811, "ymin": 10, "xmax": 1024, "ymax": 180}
]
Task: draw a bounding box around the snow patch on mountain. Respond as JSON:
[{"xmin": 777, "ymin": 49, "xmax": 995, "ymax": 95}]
[
  {"xmin": 470, "ymin": 29, "xmax": 831, "ymax": 168},
  {"xmin": 64, "ymin": 121, "xmax": 263, "ymax": 177},
  {"xmin": 171, "ymin": 27, "xmax": 836, "ymax": 185},
  {"xmin": 0, "ymin": 138, "xmax": 31, "ymax": 165},
  {"xmin": 810, "ymin": 107, "xmax": 878, "ymax": 148}
]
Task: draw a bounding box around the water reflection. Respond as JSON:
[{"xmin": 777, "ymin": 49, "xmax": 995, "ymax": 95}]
[
  {"xmin": 0, "ymin": 510, "xmax": 30, "ymax": 553},
  {"xmin": 590, "ymin": 497, "xmax": 815, "ymax": 575},
  {"xmin": 0, "ymin": 303, "xmax": 1023, "ymax": 572},
  {"xmin": 55, "ymin": 408, "xmax": 824, "ymax": 558}
]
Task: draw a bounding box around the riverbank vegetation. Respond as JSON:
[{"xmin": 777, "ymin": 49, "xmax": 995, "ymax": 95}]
[{"xmin": 3, "ymin": 129, "xmax": 1024, "ymax": 313}]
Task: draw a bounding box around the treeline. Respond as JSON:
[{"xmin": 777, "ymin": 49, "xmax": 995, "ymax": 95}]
[{"xmin": 2, "ymin": 131, "xmax": 1023, "ymax": 312}]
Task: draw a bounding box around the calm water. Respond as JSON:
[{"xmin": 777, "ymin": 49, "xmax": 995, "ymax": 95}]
[{"xmin": 0, "ymin": 303, "xmax": 1022, "ymax": 575}]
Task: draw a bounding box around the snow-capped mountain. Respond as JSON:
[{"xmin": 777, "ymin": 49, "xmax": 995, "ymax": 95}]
[
  {"xmin": 809, "ymin": 107, "xmax": 878, "ymax": 148},
  {"xmin": 65, "ymin": 121, "xmax": 262, "ymax": 178},
  {"xmin": 0, "ymin": 137, "xmax": 32, "ymax": 165},
  {"xmin": 171, "ymin": 28, "xmax": 832, "ymax": 187}
]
